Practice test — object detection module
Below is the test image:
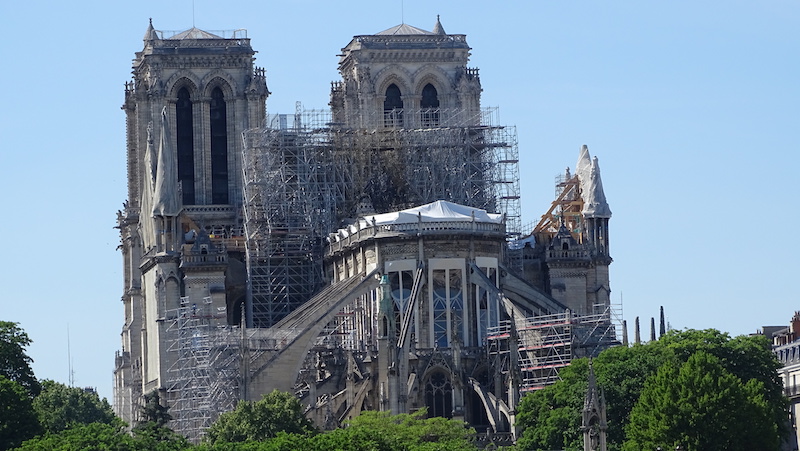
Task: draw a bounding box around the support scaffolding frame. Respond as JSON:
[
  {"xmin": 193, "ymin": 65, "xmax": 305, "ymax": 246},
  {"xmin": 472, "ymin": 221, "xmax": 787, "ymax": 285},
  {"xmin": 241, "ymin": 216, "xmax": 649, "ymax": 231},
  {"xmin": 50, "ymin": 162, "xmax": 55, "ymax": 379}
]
[
  {"xmin": 165, "ymin": 297, "xmax": 241, "ymax": 443},
  {"xmin": 487, "ymin": 303, "xmax": 622, "ymax": 393},
  {"xmin": 242, "ymin": 107, "xmax": 522, "ymax": 329}
]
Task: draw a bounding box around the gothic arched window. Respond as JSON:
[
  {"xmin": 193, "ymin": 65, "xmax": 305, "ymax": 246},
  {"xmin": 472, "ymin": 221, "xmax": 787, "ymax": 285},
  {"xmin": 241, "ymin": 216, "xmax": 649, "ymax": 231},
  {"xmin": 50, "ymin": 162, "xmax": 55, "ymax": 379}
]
[
  {"xmin": 431, "ymin": 268, "xmax": 465, "ymax": 347},
  {"xmin": 383, "ymin": 84, "xmax": 403, "ymax": 127},
  {"xmin": 390, "ymin": 270, "xmax": 414, "ymax": 341},
  {"xmin": 425, "ymin": 372, "xmax": 453, "ymax": 418},
  {"xmin": 176, "ymin": 87, "xmax": 195, "ymax": 204},
  {"xmin": 420, "ymin": 83, "xmax": 440, "ymax": 126},
  {"xmin": 210, "ymin": 87, "xmax": 228, "ymax": 204}
]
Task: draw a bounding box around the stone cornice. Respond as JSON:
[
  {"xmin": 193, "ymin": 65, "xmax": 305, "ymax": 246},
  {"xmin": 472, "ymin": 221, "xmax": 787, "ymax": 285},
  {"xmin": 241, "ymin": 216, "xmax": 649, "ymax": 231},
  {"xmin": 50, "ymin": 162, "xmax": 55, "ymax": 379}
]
[{"xmin": 139, "ymin": 252, "xmax": 180, "ymax": 273}]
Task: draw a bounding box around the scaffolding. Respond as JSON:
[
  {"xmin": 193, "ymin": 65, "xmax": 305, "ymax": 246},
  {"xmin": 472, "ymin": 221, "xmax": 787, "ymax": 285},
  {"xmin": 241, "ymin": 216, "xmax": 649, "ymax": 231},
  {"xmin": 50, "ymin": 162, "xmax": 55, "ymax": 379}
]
[
  {"xmin": 487, "ymin": 303, "xmax": 622, "ymax": 393},
  {"xmin": 165, "ymin": 297, "xmax": 240, "ymax": 443},
  {"xmin": 242, "ymin": 114, "xmax": 341, "ymax": 328},
  {"xmin": 533, "ymin": 171, "xmax": 583, "ymax": 242},
  {"xmin": 241, "ymin": 107, "xmax": 521, "ymax": 328}
]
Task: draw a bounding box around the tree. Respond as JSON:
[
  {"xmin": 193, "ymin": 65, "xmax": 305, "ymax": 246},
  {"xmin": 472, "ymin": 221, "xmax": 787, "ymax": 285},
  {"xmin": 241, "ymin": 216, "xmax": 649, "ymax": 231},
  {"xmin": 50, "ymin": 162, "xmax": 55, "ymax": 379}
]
[
  {"xmin": 0, "ymin": 321, "xmax": 39, "ymax": 397},
  {"xmin": 332, "ymin": 409, "xmax": 477, "ymax": 451},
  {"xmin": 140, "ymin": 390, "xmax": 173, "ymax": 427},
  {"xmin": 515, "ymin": 359, "xmax": 588, "ymax": 450},
  {"xmin": 14, "ymin": 422, "xmax": 136, "ymax": 451},
  {"xmin": 15, "ymin": 422, "xmax": 192, "ymax": 451},
  {"xmin": 131, "ymin": 421, "xmax": 191, "ymax": 451},
  {"xmin": 515, "ymin": 329, "xmax": 786, "ymax": 450},
  {"xmin": 133, "ymin": 389, "xmax": 189, "ymax": 449},
  {"xmin": 624, "ymin": 351, "xmax": 778, "ymax": 451},
  {"xmin": 32, "ymin": 380, "xmax": 117, "ymax": 434},
  {"xmin": 196, "ymin": 409, "xmax": 478, "ymax": 451},
  {"xmin": 0, "ymin": 376, "xmax": 40, "ymax": 450},
  {"xmin": 204, "ymin": 390, "xmax": 315, "ymax": 444}
]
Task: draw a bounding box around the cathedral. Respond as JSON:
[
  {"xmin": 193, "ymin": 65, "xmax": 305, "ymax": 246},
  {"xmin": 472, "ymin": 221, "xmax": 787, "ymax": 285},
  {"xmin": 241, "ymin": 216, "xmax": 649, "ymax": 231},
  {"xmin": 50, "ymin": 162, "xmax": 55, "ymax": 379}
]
[{"xmin": 114, "ymin": 17, "xmax": 615, "ymax": 442}]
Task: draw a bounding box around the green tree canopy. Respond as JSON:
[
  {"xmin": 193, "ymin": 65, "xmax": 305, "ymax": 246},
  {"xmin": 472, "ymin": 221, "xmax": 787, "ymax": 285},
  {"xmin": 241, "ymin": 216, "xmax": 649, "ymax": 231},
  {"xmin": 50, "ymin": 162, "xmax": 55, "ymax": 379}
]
[
  {"xmin": 0, "ymin": 376, "xmax": 40, "ymax": 451},
  {"xmin": 514, "ymin": 359, "xmax": 588, "ymax": 450},
  {"xmin": 0, "ymin": 321, "xmax": 39, "ymax": 397},
  {"xmin": 197, "ymin": 409, "xmax": 477, "ymax": 451},
  {"xmin": 515, "ymin": 329, "xmax": 786, "ymax": 451},
  {"xmin": 333, "ymin": 409, "xmax": 477, "ymax": 451},
  {"xmin": 204, "ymin": 390, "xmax": 315, "ymax": 444},
  {"xmin": 15, "ymin": 422, "xmax": 135, "ymax": 451},
  {"xmin": 131, "ymin": 421, "xmax": 191, "ymax": 451},
  {"xmin": 15, "ymin": 422, "xmax": 191, "ymax": 451},
  {"xmin": 139, "ymin": 390, "xmax": 173, "ymax": 427},
  {"xmin": 32, "ymin": 380, "xmax": 117, "ymax": 434},
  {"xmin": 624, "ymin": 351, "xmax": 778, "ymax": 451}
]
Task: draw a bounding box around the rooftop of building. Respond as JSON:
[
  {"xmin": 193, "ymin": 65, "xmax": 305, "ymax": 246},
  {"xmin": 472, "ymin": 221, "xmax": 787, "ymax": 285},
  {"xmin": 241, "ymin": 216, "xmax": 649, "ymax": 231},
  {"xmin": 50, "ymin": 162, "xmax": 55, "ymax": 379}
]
[
  {"xmin": 327, "ymin": 200, "xmax": 506, "ymax": 253},
  {"xmin": 341, "ymin": 16, "xmax": 469, "ymax": 54}
]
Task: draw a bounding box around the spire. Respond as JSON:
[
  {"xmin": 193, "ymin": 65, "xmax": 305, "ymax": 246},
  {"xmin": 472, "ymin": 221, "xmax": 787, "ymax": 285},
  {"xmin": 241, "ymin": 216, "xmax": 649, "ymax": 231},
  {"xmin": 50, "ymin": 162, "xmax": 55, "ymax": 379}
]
[
  {"xmin": 576, "ymin": 145, "xmax": 611, "ymax": 219},
  {"xmin": 622, "ymin": 319, "xmax": 629, "ymax": 346},
  {"xmin": 152, "ymin": 107, "xmax": 182, "ymax": 217},
  {"xmin": 650, "ymin": 317, "xmax": 656, "ymax": 342},
  {"xmin": 139, "ymin": 122, "xmax": 157, "ymax": 251},
  {"xmin": 143, "ymin": 18, "xmax": 158, "ymax": 42},
  {"xmin": 433, "ymin": 15, "xmax": 446, "ymax": 35},
  {"xmin": 582, "ymin": 360, "xmax": 608, "ymax": 451}
]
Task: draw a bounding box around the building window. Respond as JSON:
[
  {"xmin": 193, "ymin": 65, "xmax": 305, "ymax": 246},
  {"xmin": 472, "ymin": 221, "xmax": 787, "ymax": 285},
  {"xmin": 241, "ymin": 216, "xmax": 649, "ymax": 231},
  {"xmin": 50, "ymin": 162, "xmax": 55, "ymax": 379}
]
[
  {"xmin": 431, "ymin": 268, "xmax": 465, "ymax": 347},
  {"xmin": 210, "ymin": 87, "xmax": 228, "ymax": 204},
  {"xmin": 383, "ymin": 84, "xmax": 403, "ymax": 127},
  {"xmin": 176, "ymin": 88, "xmax": 195, "ymax": 204},
  {"xmin": 475, "ymin": 266, "xmax": 498, "ymax": 345},
  {"xmin": 390, "ymin": 270, "xmax": 414, "ymax": 341},
  {"xmin": 420, "ymin": 83, "xmax": 440, "ymax": 127},
  {"xmin": 425, "ymin": 371, "xmax": 453, "ymax": 418}
]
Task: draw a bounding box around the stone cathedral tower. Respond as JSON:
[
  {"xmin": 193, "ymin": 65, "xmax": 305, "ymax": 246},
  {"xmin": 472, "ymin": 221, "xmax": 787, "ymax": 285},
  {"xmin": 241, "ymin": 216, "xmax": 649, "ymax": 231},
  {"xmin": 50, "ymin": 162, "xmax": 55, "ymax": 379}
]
[
  {"xmin": 330, "ymin": 16, "xmax": 482, "ymax": 129},
  {"xmin": 114, "ymin": 20, "xmax": 268, "ymax": 424}
]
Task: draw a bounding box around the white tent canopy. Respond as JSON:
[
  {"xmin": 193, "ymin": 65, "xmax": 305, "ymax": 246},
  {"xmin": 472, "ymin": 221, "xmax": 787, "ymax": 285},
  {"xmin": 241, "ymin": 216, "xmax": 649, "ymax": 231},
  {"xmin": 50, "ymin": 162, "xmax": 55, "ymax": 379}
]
[
  {"xmin": 369, "ymin": 200, "xmax": 503, "ymax": 225},
  {"xmin": 332, "ymin": 200, "xmax": 504, "ymax": 241}
]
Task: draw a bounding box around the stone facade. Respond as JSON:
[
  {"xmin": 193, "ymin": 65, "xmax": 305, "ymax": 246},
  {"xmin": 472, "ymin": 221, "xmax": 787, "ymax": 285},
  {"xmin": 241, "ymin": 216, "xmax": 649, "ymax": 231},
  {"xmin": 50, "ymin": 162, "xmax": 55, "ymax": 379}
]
[
  {"xmin": 114, "ymin": 17, "xmax": 614, "ymax": 441},
  {"xmin": 771, "ymin": 314, "xmax": 800, "ymax": 450},
  {"xmin": 114, "ymin": 21, "xmax": 267, "ymax": 425}
]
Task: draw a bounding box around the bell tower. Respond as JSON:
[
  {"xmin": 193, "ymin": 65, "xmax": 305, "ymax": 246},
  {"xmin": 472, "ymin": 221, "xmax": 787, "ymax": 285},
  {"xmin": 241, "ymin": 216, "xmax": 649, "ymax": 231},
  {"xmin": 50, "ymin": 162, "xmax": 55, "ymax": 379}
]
[
  {"xmin": 330, "ymin": 16, "xmax": 482, "ymax": 128},
  {"xmin": 114, "ymin": 19, "xmax": 268, "ymax": 425}
]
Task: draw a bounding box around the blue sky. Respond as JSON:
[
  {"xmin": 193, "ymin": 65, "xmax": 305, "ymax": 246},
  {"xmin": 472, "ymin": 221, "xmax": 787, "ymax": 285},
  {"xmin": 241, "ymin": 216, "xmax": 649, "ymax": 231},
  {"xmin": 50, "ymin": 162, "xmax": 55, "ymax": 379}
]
[{"xmin": 0, "ymin": 1, "xmax": 797, "ymax": 403}]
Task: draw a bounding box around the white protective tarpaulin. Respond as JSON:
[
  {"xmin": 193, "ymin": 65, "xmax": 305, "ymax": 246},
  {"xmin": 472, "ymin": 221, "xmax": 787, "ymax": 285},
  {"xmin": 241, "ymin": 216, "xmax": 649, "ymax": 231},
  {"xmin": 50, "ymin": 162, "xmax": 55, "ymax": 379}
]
[
  {"xmin": 369, "ymin": 200, "xmax": 504, "ymax": 225},
  {"xmin": 335, "ymin": 200, "xmax": 504, "ymax": 240}
]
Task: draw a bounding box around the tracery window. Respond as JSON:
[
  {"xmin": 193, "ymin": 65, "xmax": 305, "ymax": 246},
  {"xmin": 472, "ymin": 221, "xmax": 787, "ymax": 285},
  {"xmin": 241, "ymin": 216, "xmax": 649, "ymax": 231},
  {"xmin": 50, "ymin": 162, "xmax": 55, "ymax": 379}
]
[
  {"xmin": 210, "ymin": 87, "xmax": 228, "ymax": 204},
  {"xmin": 383, "ymin": 84, "xmax": 403, "ymax": 127},
  {"xmin": 431, "ymin": 267, "xmax": 464, "ymax": 347},
  {"xmin": 424, "ymin": 371, "xmax": 453, "ymax": 418},
  {"xmin": 390, "ymin": 270, "xmax": 414, "ymax": 341},
  {"xmin": 474, "ymin": 259, "xmax": 499, "ymax": 346}
]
